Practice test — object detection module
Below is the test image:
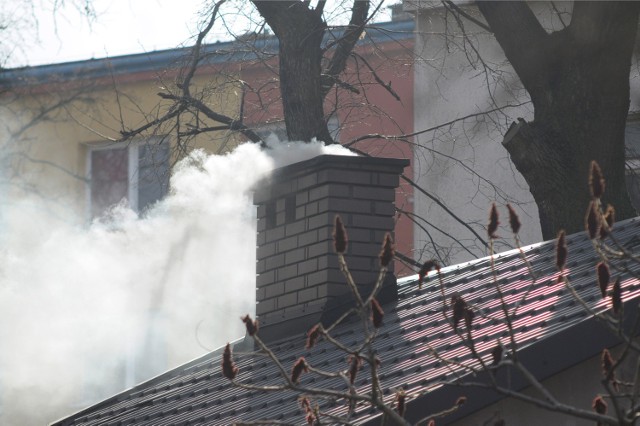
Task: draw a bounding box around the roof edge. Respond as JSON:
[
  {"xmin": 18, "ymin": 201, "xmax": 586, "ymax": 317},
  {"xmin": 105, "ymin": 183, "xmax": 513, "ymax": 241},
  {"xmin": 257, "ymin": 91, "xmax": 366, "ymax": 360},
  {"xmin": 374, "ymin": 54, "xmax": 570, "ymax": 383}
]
[
  {"xmin": 49, "ymin": 336, "xmax": 244, "ymax": 426},
  {"xmin": 2, "ymin": 19, "xmax": 414, "ymax": 87},
  {"xmin": 377, "ymin": 295, "xmax": 638, "ymax": 424}
]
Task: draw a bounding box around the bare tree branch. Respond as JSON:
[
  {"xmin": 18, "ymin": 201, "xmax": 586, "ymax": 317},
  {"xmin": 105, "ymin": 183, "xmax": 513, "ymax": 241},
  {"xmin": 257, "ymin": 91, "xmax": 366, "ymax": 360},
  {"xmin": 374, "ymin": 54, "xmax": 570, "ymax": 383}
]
[
  {"xmin": 321, "ymin": 1, "xmax": 370, "ymax": 98},
  {"xmin": 442, "ymin": 0, "xmax": 492, "ymax": 33}
]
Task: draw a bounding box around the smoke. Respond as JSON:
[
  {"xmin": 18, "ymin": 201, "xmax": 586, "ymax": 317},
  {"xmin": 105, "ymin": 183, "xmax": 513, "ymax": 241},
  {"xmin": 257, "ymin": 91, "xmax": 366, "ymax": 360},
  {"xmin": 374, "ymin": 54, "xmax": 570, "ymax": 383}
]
[{"xmin": 0, "ymin": 139, "xmax": 355, "ymax": 424}]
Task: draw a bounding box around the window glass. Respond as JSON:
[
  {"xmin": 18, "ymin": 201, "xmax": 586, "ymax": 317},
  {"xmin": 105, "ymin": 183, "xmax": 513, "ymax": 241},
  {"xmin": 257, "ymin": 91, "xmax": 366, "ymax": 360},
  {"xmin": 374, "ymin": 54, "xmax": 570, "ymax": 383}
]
[
  {"xmin": 90, "ymin": 147, "xmax": 128, "ymax": 218},
  {"xmin": 137, "ymin": 142, "xmax": 170, "ymax": 213},
  {"xmin": 89, "ymin": 140, "xmax": 170, "ymax": 219}
]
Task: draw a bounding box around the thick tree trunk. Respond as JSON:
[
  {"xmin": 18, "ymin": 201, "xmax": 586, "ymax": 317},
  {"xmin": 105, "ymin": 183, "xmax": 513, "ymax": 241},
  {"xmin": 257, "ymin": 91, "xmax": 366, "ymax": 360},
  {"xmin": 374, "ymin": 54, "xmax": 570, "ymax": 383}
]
[
  {"xmin": 251, "ymin": 1, "xmax": 333, "ymax": 143},
  {"xmin": 278, "ymin": 15, "xmax": 333, "ymax": 143},
  {"xmin": 251, "ymin": 1, "xmax": 368, "ymax": 144},
  {"xmin": 478, "ymin": 2, "xmax": 640, "ymax": 239}
]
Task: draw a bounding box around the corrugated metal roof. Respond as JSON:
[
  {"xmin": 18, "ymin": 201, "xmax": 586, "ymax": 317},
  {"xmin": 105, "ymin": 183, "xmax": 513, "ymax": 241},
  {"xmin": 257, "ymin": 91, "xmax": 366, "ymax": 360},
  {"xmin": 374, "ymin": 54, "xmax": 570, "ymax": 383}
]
[{"xmin": 52, "ymin": 217, "xmax": 640, "ymax": 425}]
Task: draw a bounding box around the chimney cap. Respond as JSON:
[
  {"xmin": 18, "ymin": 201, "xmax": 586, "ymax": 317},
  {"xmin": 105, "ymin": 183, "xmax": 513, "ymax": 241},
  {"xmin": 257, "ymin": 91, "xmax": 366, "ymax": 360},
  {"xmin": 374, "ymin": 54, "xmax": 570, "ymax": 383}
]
[{"xmin": 269, "ymin": 154, "xmax": 409, "ymax": 180}]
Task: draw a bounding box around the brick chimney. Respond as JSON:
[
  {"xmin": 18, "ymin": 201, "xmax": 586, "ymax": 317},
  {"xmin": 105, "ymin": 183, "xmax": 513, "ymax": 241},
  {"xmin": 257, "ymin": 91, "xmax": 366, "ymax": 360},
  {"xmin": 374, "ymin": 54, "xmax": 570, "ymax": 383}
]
[{"xmin": 254, "ymin": 155, "xmax": 409, "ymax": 342}]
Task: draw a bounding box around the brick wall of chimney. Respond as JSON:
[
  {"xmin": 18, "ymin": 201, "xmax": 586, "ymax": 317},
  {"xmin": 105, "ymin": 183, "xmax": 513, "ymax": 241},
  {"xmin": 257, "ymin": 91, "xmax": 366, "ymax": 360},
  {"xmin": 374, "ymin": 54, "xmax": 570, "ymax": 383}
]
[{"xmin": 254, "ymin": 155, "xmax": 409, "ymax": 343}]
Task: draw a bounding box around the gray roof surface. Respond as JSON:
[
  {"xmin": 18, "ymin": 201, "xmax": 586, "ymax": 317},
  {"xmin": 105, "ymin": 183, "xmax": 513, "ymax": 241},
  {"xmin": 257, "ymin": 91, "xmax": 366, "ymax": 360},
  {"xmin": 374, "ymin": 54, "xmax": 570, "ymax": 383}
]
[{"xmin": 52, "ymin": 216, "xmax": 640, "ymax": 425}]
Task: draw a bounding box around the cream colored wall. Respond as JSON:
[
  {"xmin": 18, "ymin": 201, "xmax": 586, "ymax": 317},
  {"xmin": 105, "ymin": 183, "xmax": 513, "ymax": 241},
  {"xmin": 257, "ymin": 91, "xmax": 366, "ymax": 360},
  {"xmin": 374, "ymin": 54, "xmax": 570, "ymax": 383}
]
[
  {"xmin": 2, "ymin": 70, "xmax": 242, "ymax": 223},
  {"xmin": 0, "ymin": 68, "xmax": 243, "ymax": 424}
]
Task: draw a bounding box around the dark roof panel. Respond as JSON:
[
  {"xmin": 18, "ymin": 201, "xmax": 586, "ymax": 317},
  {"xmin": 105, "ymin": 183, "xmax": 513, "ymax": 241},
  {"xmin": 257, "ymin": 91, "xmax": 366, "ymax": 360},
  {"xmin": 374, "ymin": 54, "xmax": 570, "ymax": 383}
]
[{"xmin": 52, "ymin": 217, "xmax": 640, "ymax": 425}]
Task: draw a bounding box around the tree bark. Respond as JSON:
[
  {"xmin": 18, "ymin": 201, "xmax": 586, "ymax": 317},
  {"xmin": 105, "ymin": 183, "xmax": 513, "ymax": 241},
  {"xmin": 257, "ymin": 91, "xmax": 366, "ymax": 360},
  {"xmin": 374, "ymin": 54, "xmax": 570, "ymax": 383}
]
[
  {"xmin": 251, "ymin": 1, "xmax": 369, "ymax": 144},
  {"xmin": 478, "ymin": 1, "xmax": 640, "ymax": 239},
  {"xmin": 252, "ymin": 1, "xmax": 332, "ymax": 143}
]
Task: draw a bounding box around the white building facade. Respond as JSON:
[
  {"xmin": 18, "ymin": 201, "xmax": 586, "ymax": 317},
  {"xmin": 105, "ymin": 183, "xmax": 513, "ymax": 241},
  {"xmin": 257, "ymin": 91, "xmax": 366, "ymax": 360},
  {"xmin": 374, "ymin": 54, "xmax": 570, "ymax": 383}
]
[{"xmin": 405, "ymin": 1, "xmax": 640, "ymax": 265}]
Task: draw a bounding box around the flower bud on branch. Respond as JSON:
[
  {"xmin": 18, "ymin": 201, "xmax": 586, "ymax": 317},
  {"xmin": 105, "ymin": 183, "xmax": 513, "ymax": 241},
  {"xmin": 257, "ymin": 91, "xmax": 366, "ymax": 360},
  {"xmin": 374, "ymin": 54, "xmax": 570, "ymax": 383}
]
[
  {"xmin": 300, "ymin": 397, "xmax": 312, "ymax": 412},
  {"xmin": 611, "ymin": 277, "xmax": 622, "ymax": 315},
  {"xmin": 306, "ymin": 324, "xmax": 322, "ymax": 349},
  {"xmin": 451, "ymin": 294, "xmax": 468, "ymax": 332},
  {"xmin": 395, "ymin": 389, "xmax": 406, "ymax": 418},
  {"xmin": 601, "ymin": 348, "xmax": 618, "ymax": 391},
  {"xmin": 348, "ymin": 355, "xmax": 362, "ymax": 385},
  {"xmin": 291, "ymin": 357, "xmax": 308, "ymax": 384},
  {"xmin": 418, "ymin": 260, "xmax": 439, "ymax": 289},
  {"xmin": 371, "ymin": 298, "xmax": 384, "ymax": 328},
  {"xmin": 604, "ymin": 205, "xmax": 615, "ymax": 228},
  {"xmin": 585, "ymin": 201, "xmax": 600, "ymax": 240},
  {"xmin": 592, "ymin": 395, "xmax": 607, "ymax": 415},
  {"xmin": 506, "ymin": 203, "xmax": 521, "ymax": 234},
  {"xmin": 488, "ymin": 203, "xmax": 499, "ymax": 239},
  {"xmin": 222, "ymin": 343, "xmax": 238, "ymax": 380},
  {"xmin": 596, "ymin": 262, "xmax": 610, "ymax": 299},
  {"xmin": 241, "ymin": 314, "xmax": 259, "ymax": 336},
  {"xmin": 299, "ymin": 397, "xmax": 315, "ymax": 425},
  {"xmin": 379, "ymin": 233, "xmax": 394, "ymax": 267},
  {"xmin": 600, "ymin": 205, "xmax": 615, "ymax": 239},
  {"xmin": 589, "ymin": 161, "xmax": 605, "ymax": 199}
]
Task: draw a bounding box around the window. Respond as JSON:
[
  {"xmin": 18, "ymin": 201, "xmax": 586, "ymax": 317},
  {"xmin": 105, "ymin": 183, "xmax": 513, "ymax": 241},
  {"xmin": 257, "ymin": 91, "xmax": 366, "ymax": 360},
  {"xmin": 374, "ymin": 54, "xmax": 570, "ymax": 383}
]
[{"xmin": 87, "ymin": 139, "xmax": 170, "ymax": 219}]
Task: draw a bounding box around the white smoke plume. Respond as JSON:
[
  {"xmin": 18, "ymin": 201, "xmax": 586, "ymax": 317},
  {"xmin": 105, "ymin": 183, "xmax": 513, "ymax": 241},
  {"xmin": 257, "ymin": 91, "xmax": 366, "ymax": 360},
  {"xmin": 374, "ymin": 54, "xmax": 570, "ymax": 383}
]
[{"xmin": 0, "ymin": 139, "xmax": 355, "ymax": 424}]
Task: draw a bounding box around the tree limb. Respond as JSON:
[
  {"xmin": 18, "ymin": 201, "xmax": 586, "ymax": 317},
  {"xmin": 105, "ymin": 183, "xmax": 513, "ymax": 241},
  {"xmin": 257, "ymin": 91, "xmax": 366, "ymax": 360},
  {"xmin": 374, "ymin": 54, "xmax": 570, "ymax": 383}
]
[
  {"xmin": 476, "ymin": 2, "xmax": 552, "ymax": 94},
  {"xmin": 157, "ymin": 92, "xmax": 263, "ymax": 144},
  {"xmin": 321, "ymin": 1, "xmax": 370, "ymax": 98},
  {"xmin": 351, "ymin": 51, "xmax": 400, "ymax": 101},
  {"xmin": 349, "ymin": 147, "xmax": 489, "ymax": 249},
  {"xmin": 442, "ymin": 0, "xmax": 491, "ymax": 33}
]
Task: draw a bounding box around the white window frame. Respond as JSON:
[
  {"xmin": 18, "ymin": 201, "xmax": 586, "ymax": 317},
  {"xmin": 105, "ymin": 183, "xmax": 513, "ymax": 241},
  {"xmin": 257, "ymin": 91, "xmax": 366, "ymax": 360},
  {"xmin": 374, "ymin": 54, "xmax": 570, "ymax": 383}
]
[
  {"xmin": 85, "ymin": 138, "xmax": 168, "ymax": 220},
  {"xmin": 85, "ymin": 142, "xmax": 139, "ymax": 219}
]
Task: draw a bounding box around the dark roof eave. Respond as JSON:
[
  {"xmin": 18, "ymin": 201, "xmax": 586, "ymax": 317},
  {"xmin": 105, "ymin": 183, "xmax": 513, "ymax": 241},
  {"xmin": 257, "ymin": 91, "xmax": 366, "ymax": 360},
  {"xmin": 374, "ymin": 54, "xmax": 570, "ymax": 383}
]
[
  {"xmin": 1, "ymin": 19, "xmax": 414, "ymax": 87},
  {"xmin": 48, "ymin": 336, "xmax": 245, "ymax": 426}
]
